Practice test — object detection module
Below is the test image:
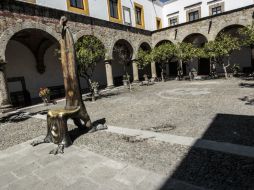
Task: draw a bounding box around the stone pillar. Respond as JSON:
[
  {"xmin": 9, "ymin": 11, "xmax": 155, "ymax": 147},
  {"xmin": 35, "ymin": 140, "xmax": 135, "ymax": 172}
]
[
  {"xmin": 151, "ymin": 61, "xmax": 157, "ymax": 78},
  {"xmin": 166, "ymin": 64, "xmax": 170, "ymax": 77},
  {"xmin": 132, "ymin": 60, "xmax": 139, "ymax": 82},
  {"xmin": 0, "ymin": 64, "xmax": 12, "ymax": 112},
  {"xmin": 105, "ymin": 60, "xmax": 114, "ymax": 88}
]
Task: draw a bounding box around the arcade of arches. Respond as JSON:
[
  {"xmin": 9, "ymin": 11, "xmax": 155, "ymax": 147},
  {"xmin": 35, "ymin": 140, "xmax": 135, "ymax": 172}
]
[{"xmin": 0, "ymin": 2, "xmax": 254, "ymax": 110}]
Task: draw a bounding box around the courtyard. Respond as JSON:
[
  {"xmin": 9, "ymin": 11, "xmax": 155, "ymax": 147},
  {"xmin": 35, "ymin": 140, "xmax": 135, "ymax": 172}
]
[{"xmin": 1, "ymin": 78, "xmax": 254, "ymax": 189}]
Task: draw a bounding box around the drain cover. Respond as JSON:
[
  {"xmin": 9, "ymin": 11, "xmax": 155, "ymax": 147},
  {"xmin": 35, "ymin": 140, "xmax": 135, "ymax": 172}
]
[{"xmin": 147, "ymin": 124, "xmax": 176, "ymax": 132}]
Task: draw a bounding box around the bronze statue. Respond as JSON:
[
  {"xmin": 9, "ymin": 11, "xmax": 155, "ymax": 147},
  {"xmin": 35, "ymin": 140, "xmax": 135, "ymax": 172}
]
[{"xmin": 31, "ymin": 16, "xmax": 92, "ymax": 154}]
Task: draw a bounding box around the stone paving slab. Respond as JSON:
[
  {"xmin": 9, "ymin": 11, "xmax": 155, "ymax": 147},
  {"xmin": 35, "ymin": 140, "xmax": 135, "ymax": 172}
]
[{"xmin": 0, "ymin": 138, "xmax": 205, "ymax": 190}]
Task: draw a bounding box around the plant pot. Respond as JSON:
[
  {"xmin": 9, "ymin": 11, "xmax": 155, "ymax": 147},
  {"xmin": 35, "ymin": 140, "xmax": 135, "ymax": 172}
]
[
  {"xmin": 42, "ymin": 96, "xmax": 50, "ymax": 106},
  {"xmin": 123, "ymin": 80, "xmax": 129, "ymax": 86},
  {"xmin": 93, "ymin": 87, "xmax": 99, "ymax": 97}
]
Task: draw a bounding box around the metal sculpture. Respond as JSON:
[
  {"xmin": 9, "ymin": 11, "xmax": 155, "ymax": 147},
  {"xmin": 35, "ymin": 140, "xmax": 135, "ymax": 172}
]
[{"xmin": 31, "ymin": 16, "xmax": 92, "ymax": 154}]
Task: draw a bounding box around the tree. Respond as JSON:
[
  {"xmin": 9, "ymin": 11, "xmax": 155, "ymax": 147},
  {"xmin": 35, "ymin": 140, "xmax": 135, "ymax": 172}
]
[
  {"xmin": 239, "ymin": 25, "xmax": 254, "ymax": 72},
  {"xmin": 174, "ymin": 42, "xmax": 200, "ymax": 80},
  {"xmin": 113, "ymin": 43, "xmax": 132, "ymax": 90},
  {"xmin": 152, "ymin": 43, "xmax": 175, "ymax": 82},
  {"xmin": 75, "ymin": 35, "xmax": 105, "ymax": 100},
  {"xmin": 202, "ymin": 33, "xmax": 240, "ymax": 78},
  {"xmin": 239, "ymin": 24, "xmax": 254, "ymax": 46},
  {"xmin": 136, "ymin": 49, "xmax": 152, "ymax": 80},
  {"xmin": 201, "ymin": 41, "xmax": 219, "ymax": 78}
]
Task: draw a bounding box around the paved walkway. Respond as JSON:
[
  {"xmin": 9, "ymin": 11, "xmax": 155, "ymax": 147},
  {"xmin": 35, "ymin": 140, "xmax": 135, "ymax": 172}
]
[
  {"xmin": 0, "ymin": 137, "xmax": 204, "ymax": 190},
  {"xmin": 33, "ymin": 114, "xmax": 254, "ymax": 158}
]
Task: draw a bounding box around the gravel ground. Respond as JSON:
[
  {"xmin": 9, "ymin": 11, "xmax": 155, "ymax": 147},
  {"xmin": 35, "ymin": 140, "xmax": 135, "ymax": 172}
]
[
  {"xmin": 1, "ymin": 86, "xmax": 254, "ymax": 190},
  {"xmin": 0, "ymin": 117, "xmax": 46, "ymax": 150},
  {"xmin": 21, "ymin": 78, "xmax": 254, "ymax": 146}
]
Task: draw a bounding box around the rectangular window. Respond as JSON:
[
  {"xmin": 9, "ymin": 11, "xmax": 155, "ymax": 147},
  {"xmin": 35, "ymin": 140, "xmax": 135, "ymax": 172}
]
[
  {"xmin": 189, "ymin": 11, "xmax": 199, "ymax": 21},
  {"xmin": 169, "ymin": 18, "xmax": 178, "ymax": 26},
  {"xmin": 134, "ymin": 2, "xmax": 145, "ymax": 29},
  {"xmin": 70, "ymin": 0, "xmax": 84, "ymax": 9},
  {"xmin": 135, "ymin": 7, "xmax": 142, "ymax": 25},
  {"xmin": 212, "ymin": 6, "xmax": 222, "ymax": 15},
  {"xmin": 156, "ymin": 17, "xmax": 162, "ymax": 29},
  {"xmin": 123, "ymin": 7, "xmax": 132, "ymax": 26},
  {"xmin": 109, "ymin": 0, "xmax": 118, "ymax": 19}
]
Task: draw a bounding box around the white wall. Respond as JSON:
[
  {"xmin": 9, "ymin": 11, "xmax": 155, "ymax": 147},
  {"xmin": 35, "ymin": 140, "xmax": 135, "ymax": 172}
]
[
  {"xmin": 5, "ymin": 41, "xmax": 64, "ymax": 99},
  {"xmin": 121, "ymin": 0, "xmax": 163, "ymax": 30},
  {"xmin": 162, "ymin": 0, "xmax": 254, "ymax": 27},
  {"xmin": 33, "ymin": 0, "xmax": 163, "ymax": 30},
  {"xmin": 36, "ymin": 0, "xmax": 67, "ymax": 10},
  {"xmin": 89, "ymin": 0, "xmax": 109, "ymax": 21}
]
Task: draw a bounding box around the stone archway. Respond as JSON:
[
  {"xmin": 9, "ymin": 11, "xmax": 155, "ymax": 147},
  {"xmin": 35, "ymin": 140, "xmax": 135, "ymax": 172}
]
[
  {"xmin": 112, "ymin": 39, "xmax": 134, "ymax": 86},
  {"xmin": 216, "ymin": 25, "xmax": 252, "ymax": 74},
  {"xmin": 4, "ymin": 28, "xmax": 63, "ymax": 107},
  {"xmin": 137, "ymin": 42, "xmax": 152, "ymax": 80},
  {"xmin": 183, "ymin": 33, "xmax": 209, "ymax": 75},
  {"xmin": 0, "ymin": 22, "xmax": 60, "ymax": 62},
  {"xmin": 154, "ymin": 40, "xmax": 176, "ymax": 78},
  {"xmin": 73, "ymin": 31, "xmax": 110, "ymax": 59}
]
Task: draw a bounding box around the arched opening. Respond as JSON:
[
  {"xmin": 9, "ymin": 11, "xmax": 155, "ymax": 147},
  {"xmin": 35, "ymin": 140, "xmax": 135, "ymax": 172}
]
[
  {"xmin": 138, "ymin": 42, "xmax": 152, "ymax": 80},
  {"xmin": 76, "ymin": 35, "xmax": 107, "ymax": 92},
  {"xmin": 5, "ymin": 29, "xmax": 64, "ymax": 107},
  {"xmin": 183, "ymin": 33, "xmax": 209, "ymax": 75},
  {"xmin": 155, "ymin": 40, "xmax": 178, "ymax": 78},
  {"xmin": 112, "ymin": 39, "xmax": 133, "ymax": 86},
  {"xmin": 216, "ymin": 25, "xmax": 252, "ymax": 74}
]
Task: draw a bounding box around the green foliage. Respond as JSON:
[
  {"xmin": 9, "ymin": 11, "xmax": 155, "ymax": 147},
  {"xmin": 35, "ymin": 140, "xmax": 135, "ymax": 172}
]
[
  {"xmin": 202, "ymin": 33, "xmax": 240, "ymax": 64},
  {"xmin": 239, "ymin": 24, "xmax": 254, "ymax": 46},
  {"xmin": 136, "ymin": 49, "xmax": 152, "ymax": 69},
  {"xmin": 152, "ymin": 43, "xmax": 175, "ymax": 64},
  {"xmin": 75, "ymin": 35, "xmax": 105, "ymax": 80},
  {"xmin": 174, "ymin": 42, "xmax": 200, "ymax": 63}
]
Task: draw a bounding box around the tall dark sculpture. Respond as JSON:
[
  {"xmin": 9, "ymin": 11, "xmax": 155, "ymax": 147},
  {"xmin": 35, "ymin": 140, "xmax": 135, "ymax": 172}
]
[{"xmin": 32, "ymin": 16, "xmax": 92, "ymax": 154}]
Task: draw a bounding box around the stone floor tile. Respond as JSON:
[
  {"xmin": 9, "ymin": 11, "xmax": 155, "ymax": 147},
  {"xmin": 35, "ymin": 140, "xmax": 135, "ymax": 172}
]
[
  {"xmin": 113, "ymin": 166, "xmax": 149, "ymax": 187},
  {"xmin": 136, "ymin": 172, "xmax": 167, "ymax": 190},
  {"xmin": 88, "ymin": 164, "xmax": 121, "ymax": 184},
  {"xmin": 63, "ymin": 177, "xmax": 99, "ymax": 190},
  {"xmin": 0, "ymin": 173, "xmax": 18, "ymax": 188},
  {"xmin": 34, "ymin": 176, "xmax": 68, "ymax": 190},
  {"xmin": 12, "ymin": 162, "xmax": 42, "ymax": 178},
  {"xmin": 3, "ymin": 174, "xmax": 42, "ymax": 190}
]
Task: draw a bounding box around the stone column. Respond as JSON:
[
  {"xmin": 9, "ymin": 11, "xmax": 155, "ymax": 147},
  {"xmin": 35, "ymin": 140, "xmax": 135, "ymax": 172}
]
[
  {"xmin": 132, "ymin": 60, "xmax": 139, "ymax": 82},
  {"xmin": 151, "ymin": 61, "xmax": 157, "ymax": 78},
  {"xmin": 105, "ymin": 60, "xmax": 114, "ymax": 88},
  {"xmin": 0, "ymin": 63, "xmax": 12, "ymax": 112}
]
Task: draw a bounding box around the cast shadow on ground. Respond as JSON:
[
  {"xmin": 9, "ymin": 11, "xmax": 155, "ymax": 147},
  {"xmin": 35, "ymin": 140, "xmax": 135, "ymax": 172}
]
[
  {"xmin": 239, "ymin": 96, "xmax": 254, "ymax": 105},
  {"xmin": 0, "ymin": 110, "xmax": 48, "ymax": 123},
  {"xmin": 69, "ymin": 118, "xmax": 106, "ymax": 143},
  {"xmin": 159, "ymin": 113, "xmax": 254, "ymax": 190},
  {"xmin": 82, "ymin": 92, "xmax": 121, "ymax": 102},
  {"xmin": 239, "ymin": 82, "xmax": 254, "ymax": 88}
]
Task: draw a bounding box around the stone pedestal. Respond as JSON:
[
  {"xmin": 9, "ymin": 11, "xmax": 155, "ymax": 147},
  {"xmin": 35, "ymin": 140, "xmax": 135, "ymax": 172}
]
[
  {"xmin": 132, "ymin": 60, "xmax": 139, "ymax": 82},
  {"xmin": 105, "ymin": 60, "xmax": 114, "ymax": 88},
  {"xmin": 151, "ymin": 61, "xmax": 157, "ymax": 78},
  {"xmin": 0, "ymin": 64, "xmax": 12, "ymax": 113}
]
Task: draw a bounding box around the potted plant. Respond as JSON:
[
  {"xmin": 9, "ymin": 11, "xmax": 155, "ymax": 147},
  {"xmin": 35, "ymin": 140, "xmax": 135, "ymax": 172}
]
[
  {"xmin": 90, "ymin": 81, "xmax": 99, "ymax": 102},
  {"xmin": 123, "ymin": 74, "xmax": 130, "ymax": 86},
  {"xmin": 232, "ymin": 64, "xmax": 240, "ymax": 77},
  {"xmin": 190, "ymin": 68, "xmax": 197, "ymax": 80},
  {"xmin": 39, "ymin": 87, "xmax": 51, "ymax": 106}
]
